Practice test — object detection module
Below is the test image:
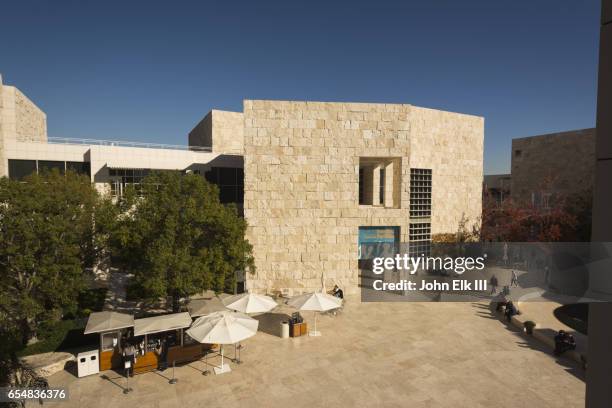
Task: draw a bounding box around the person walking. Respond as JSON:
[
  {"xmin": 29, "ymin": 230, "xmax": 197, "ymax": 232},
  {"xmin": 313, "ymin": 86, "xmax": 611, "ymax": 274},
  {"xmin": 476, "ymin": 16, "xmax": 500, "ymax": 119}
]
[{"xmin": 511, "ymin": 270, "xmax": 519, "ymax": 287}]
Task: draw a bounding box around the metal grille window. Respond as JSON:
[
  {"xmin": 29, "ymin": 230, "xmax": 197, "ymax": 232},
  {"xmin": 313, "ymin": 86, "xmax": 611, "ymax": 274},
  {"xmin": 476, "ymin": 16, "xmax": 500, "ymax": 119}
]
[
  {"xmin": 409, "ymin": 222, "xmax": 431, "ymax": 257},
  {"xmin": 409, "ymin": 241, "xmax": 431, "ymax": 258},
  {"xmin": 409, "ymin": 222, "xmax": 431, "ymax": 241},
  {"xmin": 410, "ymin": 168, "xmax": 432, "ymax": 218}
]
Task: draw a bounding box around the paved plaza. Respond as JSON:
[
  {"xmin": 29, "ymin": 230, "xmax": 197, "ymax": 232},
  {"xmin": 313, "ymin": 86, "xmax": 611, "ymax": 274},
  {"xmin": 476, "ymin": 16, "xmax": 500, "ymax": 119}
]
[{"xmin": 43, "ymin": 299, "xmax": 585, "ymax": 408}]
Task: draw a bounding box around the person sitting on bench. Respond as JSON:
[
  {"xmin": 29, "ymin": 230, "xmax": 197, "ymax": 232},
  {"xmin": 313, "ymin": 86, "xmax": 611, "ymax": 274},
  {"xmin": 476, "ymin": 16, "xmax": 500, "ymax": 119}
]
[
  {"xmin": 328, "ymin": 285, "xmax": 344, "ymax": 299},
  {"xmin": 554, "ymin": 330, "xmax": 577, "ymax": 356},
  {"xmin": 504, "ymin": 301, "xmax": 519, "ymax": 322},
  {"xmin": 491, "ymin": 292, "xmax": 508, "ymax": 312}
]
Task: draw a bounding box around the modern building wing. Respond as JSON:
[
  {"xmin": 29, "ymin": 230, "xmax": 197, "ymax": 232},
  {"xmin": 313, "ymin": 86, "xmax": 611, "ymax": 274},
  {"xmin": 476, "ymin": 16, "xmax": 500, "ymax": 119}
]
[
  {"xmin": 0, "ymin": 76, "xmax": 243, "ymax": 208},
  {"xmin": 1, "ymin": 78, "xmax": 485, "ymax": 296},
  {"xmin": 4, "ymin": 137, "xmax": 242, "ymax": 198}
]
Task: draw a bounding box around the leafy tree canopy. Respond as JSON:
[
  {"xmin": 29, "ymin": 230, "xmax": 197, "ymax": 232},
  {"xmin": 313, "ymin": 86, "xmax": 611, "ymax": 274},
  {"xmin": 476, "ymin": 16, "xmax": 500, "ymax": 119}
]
[
  {"xmin": 0, "ymin": 170, "xmax": 114, "ymax": 346},
  {"xmin": 479, "ymin": 189, "xmax": 590, "ymax": 242},
  {"xmin": 113, "ymin": 171, "xmax": 254, "ymax": 311}
]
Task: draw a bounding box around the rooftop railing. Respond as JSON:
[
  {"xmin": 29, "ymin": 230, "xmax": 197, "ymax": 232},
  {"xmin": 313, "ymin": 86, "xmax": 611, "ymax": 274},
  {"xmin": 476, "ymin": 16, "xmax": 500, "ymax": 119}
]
[{"xmin": 47, "ymin": 137, "xmax": 212, "ymax": 152}]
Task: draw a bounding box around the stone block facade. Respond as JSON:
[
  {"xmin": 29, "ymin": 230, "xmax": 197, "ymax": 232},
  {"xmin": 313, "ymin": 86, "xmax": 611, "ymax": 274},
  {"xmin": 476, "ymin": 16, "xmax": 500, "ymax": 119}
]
[
  {"xmin": 14, "ymin": 88, "xmax": 47, "ymax": 143},
  {"xmin": 2, "ymin": 85, "xmax": 484, "ymax": 297},
  {"xmin": 510, "ymin": 129, "xmax": 596, "ymax": 206},
  {"xmin": 0, "ymin": 76, "xmax": 47, "ymax": 177},
  {"xmin": 242, "ymin": 100, "xmax": 483, "ymax": 295},
  {"xmin": 189, "ymin": 109, "xmax": 243, "ymax": 155}
]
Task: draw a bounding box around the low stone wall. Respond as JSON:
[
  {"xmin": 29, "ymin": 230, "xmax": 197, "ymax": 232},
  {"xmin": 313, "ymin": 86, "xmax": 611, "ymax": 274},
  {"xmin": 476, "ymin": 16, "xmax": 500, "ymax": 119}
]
[{"xmin": 20, "ymin": 351, "xmax": 76, "ymax": 378}]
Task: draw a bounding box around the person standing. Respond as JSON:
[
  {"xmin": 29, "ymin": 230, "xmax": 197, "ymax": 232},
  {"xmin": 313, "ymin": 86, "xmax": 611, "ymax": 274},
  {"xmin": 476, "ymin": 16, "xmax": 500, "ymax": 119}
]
[
  {"xmin": 490, "ymin": 275, "xmax": 499, "ymax": 295},
  {"xmin": 503, "ymin": 243, "xmax": 509, "ymax": 266},
  {"xmin": 123, "ymin": 342, "xmax": 137, "ymax": 377}
]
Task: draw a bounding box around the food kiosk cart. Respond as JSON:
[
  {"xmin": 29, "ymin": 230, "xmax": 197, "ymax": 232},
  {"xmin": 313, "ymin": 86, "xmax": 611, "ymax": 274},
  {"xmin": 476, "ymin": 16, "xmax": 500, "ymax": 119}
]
[
  {"xmin": 83, "ymin": 311, "xmax": 135, "ymax": 371},
  {"xmin": 131, "ymin": 312, "xmax": 194, "ymax": 374},
  {"xmin": 84, "ymin": 309, "xmax": 219, "ymax": 375}
]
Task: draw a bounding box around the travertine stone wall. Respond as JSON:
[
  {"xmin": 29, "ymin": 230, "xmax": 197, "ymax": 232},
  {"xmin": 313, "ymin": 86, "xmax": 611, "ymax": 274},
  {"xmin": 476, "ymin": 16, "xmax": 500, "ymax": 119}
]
[
  {"xmin": 14, "ymin": 88, "xmax": 47, "ymax": 143},
  {"xmin": 243, "ymin": 100, "xmax": 483, "ymax": 294},
  {"xmin": 510, "ymin": 129, "xmax": 596, "ymax": 205},
  {"xmin": 189, "ymin": 109, "xmax": 244, "ymax": 155},
  {"xmin": 189, "ymin": 112, "xmax": 213, "ymax": 149},
  {"xmin": 0, "ymin": 80, "xmax": 47, "ymax": 177},
  {"xmin": 409, "ymin": 106, "xmax": 484, "ymax": 234}
]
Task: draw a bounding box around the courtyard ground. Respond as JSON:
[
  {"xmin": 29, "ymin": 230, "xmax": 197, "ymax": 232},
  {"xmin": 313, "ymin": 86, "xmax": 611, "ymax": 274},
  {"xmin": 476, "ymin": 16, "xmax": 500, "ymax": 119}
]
[{"xmin": 41, "ymin": 298, "xmax": 585, "ymax": 408}]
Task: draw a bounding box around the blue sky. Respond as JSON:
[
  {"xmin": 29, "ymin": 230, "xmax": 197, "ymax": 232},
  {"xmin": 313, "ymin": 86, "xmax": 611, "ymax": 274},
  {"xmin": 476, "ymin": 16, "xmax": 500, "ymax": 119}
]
[{"xmin": 0, "ymin": 0, "xmax": 601, "ymax": 174}]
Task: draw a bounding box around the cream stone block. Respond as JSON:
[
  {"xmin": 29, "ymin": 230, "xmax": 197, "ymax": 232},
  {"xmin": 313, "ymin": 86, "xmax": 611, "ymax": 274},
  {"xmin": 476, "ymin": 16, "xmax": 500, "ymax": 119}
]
[{"xmin": 243, "ymin": 100, "xmax": 483, "ymax": 294}]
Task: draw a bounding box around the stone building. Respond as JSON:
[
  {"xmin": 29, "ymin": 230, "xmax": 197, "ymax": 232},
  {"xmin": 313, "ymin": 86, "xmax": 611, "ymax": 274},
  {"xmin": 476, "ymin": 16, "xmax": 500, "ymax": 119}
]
[
  {"xmin": 0, "ymin": 75, "xmax": 47, "ymax": 176},
  {"xmin": 0, "ymin": 79, "xmax": 484, "ymax": 295},
  {"xmin": 483, "ymin": 173, "xmax": 511, "ymax": 205},
  {"xmin": 510, "ymin": 129, "xmax": 596, "ymax": 207},
  {"xmin": 237, "ymin": 100, "xmax": 484, "ymax": 294},
  {"xmin": 189, "ymin": 110, "xmax": 244, "ymax": 156}
]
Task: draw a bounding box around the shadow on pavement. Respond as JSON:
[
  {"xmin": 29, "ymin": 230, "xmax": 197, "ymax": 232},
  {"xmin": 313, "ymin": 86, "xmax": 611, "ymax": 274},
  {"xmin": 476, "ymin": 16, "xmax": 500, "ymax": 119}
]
[
  {"xmin": 253, "ymin": 312, "xmax": 292, "ymax": 337},
  {"xmin": 471, "ymin": 302, "xmax": 500, "ymax": 319},
  {"xmin": 100, "ymin": 373, "xmax": 129, "ymax": 392},
  {"xmin": 514, "ymin": 331, "xmax": 585, "ymax": 382},
  {"xmin": 471, "ymin": 301, "xmax": 586, "ymax": 383}
]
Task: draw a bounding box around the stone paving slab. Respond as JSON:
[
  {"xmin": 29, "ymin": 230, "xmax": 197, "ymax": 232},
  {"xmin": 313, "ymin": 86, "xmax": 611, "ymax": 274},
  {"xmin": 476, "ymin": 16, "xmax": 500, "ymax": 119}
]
[{"xmin": 40, "ymin": 299, "xmax": 585, "ymax": 408}]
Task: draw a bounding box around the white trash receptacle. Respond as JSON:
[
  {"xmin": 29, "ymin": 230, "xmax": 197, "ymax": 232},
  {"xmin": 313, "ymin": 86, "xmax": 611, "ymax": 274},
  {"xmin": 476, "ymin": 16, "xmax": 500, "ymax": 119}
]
[
  {"xmin": 77, "ymin": 350, "xmax": 100, "ymax": 378},
  {"xmin": 280, "ymin": 321, "xmax": 289, "ymax": 339}
]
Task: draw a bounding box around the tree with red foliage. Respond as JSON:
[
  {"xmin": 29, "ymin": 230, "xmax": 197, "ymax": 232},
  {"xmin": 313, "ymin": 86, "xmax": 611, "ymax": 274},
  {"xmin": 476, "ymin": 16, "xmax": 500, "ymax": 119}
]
[{"xmin": 479, "ymin": 189, "xmax": 588, "ymax": 242}]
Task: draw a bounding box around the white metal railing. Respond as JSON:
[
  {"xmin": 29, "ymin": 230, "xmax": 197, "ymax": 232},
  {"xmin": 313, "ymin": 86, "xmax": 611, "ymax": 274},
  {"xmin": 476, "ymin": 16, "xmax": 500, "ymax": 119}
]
[{"xmin": 47, "ymin": 137, "xmax": 212, "ymax": 152}]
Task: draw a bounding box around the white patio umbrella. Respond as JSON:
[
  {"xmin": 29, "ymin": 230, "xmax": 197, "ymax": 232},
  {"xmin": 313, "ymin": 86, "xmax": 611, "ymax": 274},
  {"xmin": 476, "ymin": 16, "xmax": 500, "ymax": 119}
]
[
  {"xmin": 287, "ymin": 292, "xmax": 342, "ymax": 337},
  {"xmin": 186, "ymin": 311, "xmax": 258, "ymax": 374},
  {"xmin": 222, "ymin": 293, "xmax": 278, "ymax": 314}
]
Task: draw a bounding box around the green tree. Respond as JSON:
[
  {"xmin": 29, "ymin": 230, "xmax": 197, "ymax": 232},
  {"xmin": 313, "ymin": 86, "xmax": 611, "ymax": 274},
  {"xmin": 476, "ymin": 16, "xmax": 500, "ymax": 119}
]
[
  {"xmin": 0, "ymin": 170, "xmax": 115, "ymax": 346},
  {"xmin": 113, "ymin": 171, "xmax": 254, "ymax": 311}
]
